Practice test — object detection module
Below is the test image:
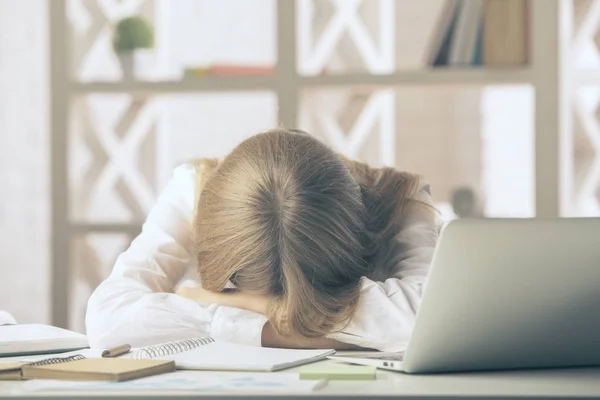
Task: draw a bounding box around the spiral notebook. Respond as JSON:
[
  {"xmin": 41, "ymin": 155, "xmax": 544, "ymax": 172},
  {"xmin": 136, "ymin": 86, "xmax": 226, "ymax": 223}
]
[
  {"xmin": 0, "ymin": 354, "xmax": 174, "ymax": 381},
  {"xmin": 0, "ymin": 354, "xmax": 89, "ymax": 380},
  {"xmin": 124, "ymin": 338, "xmax": 334, "ymax": 372}
]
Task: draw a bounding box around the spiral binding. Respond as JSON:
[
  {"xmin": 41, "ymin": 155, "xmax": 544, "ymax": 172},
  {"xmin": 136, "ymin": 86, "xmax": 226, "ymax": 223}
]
[
  {"xmin": 26, "ymin": 354, "xmax": 86, "ymax": 367},
  {"xmin": 131, "ymin": 337, "xmax": 215, "ymax": 359}
]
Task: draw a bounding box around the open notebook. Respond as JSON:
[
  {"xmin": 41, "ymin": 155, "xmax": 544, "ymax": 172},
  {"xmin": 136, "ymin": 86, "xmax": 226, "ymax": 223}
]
[
  {"xmin": 0, "ymin": 324, "xmax": 88, "ymax": 357},
  {"xmin": 124, "ymin": 337, "xmax": 334, "ymax": 372}
]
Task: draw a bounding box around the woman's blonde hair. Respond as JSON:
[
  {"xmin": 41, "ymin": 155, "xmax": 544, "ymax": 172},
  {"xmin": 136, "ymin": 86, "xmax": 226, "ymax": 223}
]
[{"xmin": 193, "ymin": 129, "xmax": 421, "ymax": 338}]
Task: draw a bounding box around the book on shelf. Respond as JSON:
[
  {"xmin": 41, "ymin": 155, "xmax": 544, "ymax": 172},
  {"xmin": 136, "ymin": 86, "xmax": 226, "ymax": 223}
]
[
  {"xmin": 395, "ymin": 0, "xmax": 450, "ymax": 69},
  {"xmin": 185, "ymin": 65, "xmax": 274, "ymax": 78},
  {"xmin": 433, "ymin": 1, "xmax": 461, "ymax": 66},
  {"xmin": 448, "ymin": 0, "xmax": 485, "ymax": 66},
  {"xmin": 430, "ymin": 0, "xmax": 528, "ymax": 67},
  {"xmin": 483, "ymin": 0, "xmax": 528, "ymax": 66}
]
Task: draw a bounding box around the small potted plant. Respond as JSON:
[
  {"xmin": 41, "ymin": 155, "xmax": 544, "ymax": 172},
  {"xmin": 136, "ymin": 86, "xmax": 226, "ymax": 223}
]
[{"xmin": 113, "ymin": 16, "xmax": 154, "ymax": 81}]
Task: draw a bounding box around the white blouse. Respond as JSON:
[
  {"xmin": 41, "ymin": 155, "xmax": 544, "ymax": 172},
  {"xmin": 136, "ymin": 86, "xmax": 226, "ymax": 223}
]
[{"xmin": 86, "ymin": 164, "xmax": 439, "ymax": 352}]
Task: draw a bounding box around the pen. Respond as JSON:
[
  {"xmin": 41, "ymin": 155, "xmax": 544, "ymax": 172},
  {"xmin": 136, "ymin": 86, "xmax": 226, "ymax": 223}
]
[{"xmin": 102, "ymin": 344, "xmax": 131, "ymax": 358}]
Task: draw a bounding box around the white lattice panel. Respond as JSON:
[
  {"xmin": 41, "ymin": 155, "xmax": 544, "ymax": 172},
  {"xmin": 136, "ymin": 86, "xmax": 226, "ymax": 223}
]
[
  {"xmin": 300, "ymin": 89, "xmax": 396, "ymax": 166},
  {"xmin": 572, "ymin": 0, "xmax": 600, "ymax": 215},
  {"xmin": 68, "ymin": 0, "xmax": 277, "ymax": 82},
  {"xmin": 296, "ymin": 0, "xmax": 395, "ymax": 75},
  {"xmin": 71, "ymin": 95, "xmax": 162, "ymax": 222},
  {"xmin": 70, "ymin": 92, "xmax": 278, "ymax": 222}
]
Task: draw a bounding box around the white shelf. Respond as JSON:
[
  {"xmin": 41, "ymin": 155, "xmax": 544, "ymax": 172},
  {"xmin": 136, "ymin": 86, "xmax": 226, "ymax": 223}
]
[{"xmin": 72, "ymin": 68, "xmax": 534, "ymax": 94}]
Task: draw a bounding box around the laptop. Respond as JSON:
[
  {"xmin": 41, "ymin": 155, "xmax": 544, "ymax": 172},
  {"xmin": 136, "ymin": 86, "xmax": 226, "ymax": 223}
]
[{"xmin": 329, "ymin": 218, "xmax": 600, "ymax": 373}]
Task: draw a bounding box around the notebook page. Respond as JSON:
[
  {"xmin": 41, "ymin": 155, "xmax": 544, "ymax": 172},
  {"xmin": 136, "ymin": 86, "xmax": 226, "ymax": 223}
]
[{"xmin": 155, "ymin": 342, "xmax": 333, "ymax": 371}]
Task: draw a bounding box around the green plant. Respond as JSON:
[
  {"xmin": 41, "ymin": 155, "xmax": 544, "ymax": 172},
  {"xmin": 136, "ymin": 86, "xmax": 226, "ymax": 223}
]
[{"xmin": 113, "ymin": 16, "xmax": 154, "ymax": 53}]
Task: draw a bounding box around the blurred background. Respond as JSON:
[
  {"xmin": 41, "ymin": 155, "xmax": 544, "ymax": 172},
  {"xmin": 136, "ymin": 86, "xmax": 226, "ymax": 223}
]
[{"xmin": 0, "ymin": 0, "xmax": 595, "ymax": 331}]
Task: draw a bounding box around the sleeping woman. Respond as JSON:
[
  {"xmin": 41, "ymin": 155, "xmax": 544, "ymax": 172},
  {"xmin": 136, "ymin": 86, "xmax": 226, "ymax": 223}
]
[{"xmin": 86, "ymin": 128, "xmax": 439, "ymax": 351}]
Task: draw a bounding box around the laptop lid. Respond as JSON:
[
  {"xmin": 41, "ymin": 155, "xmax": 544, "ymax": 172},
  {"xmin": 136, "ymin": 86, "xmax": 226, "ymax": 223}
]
[{"xmin": 403, "ymin": 218, "xmax": 600, "ymax": 373}]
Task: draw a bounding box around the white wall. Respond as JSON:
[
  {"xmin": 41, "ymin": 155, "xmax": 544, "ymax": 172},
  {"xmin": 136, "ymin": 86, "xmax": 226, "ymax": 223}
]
[{"xmin": 0, "ymin": 0, "xmax": 50, "ymax": 324}]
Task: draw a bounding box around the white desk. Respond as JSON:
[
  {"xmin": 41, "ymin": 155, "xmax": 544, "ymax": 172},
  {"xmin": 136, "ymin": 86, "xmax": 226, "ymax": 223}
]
[{"xmin": 2, "ymin": 363, "xmax": 600, "ymax": 399}]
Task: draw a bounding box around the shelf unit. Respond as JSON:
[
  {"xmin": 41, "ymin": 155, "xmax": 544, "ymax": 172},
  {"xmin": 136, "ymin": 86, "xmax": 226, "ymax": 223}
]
[{"xmin": 49, "ymin": 0, "xmax": 569, "ymax": 329}]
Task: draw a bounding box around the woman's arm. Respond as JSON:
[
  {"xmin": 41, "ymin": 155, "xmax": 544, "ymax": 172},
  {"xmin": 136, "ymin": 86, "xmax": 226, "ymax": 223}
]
[
  {"xmin": 85, "ymin": 164, "xmax": 268, "ymax": 349},
  {"xmin": 176, "ymin": 287, "xmax": 361, "ymax": 350}
]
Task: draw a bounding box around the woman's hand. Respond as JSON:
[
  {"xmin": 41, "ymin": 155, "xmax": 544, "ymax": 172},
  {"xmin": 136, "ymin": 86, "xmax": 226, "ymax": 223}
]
[{"xmin": 176, "ymin": 286, "xmax": 271, "ymax": 315}]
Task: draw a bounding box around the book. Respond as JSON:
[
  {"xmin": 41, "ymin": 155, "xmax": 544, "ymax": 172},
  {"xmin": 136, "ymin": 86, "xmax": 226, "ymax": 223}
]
[
  {"xmin": 125, "ymin": 337, "xmax": 334, "ymax": 372},
  {"xmin": 483, "ymin": 0, "xmax": 528, "ymax": 66},
  {"xmin": 433, "ymin": 3, "xmax": 460, "ymax": 66},
  {"xmin": 208, "ymin": 65, "xmax": 274, "ymax": 76},
  {"xmin": 473, "ymin": 16, "xmax": 484, "ymax": 66},
  {"xmin": 448, "ymin": 0, "xmax": 469, "ymax": 64},
  {"xmin": 427, "ymin": 0, "xmax": 459, "ymax": 66},
  {"xmin": 0, "ymin": 324, "xmax": 88, "ymax": 357},
  {"xmin": 185, "ymin": 65, "xmax": 274, "ymax": 78},
  {"xmin": 449, "ymin": 0, "xmax": 486, "ymax": 66},
  {"xmin": 394, "ymin": 0, "xmax": 450, "ymax": 69},
  {"xmin": 21, "ymin": 357, "xmax": 175, "ymax": 382},
  {"xmin": 464, "ymin": 0, "xmax": 486, "ymax": 65}
]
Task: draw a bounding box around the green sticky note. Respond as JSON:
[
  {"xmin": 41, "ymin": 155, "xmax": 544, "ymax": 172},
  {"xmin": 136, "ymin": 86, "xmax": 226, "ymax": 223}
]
[{"xmin": 299, "ymin": 365, "xmax": 377, "ymax": 381}]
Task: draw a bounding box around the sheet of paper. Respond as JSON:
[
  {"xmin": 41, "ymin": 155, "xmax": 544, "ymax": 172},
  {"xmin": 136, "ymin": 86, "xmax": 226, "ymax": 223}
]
[
  {"xmin": 0, "ymin": 311, "xmax": 16, "ymax": 326},
  {"xmin": 22, "ymin": 371, "xmax": 326, "ymax": 393}
]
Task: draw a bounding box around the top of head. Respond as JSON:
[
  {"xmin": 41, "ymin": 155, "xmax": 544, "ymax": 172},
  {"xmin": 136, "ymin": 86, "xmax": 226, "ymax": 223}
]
[{"xmin": 194, "ymin": 130, "xmax": 370, "ymax": 335}]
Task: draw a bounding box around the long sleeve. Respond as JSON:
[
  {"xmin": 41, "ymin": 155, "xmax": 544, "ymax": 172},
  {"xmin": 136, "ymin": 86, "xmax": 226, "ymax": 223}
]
[
  {"xmin": 328, "ymin": 185, "xmax": 439, "ymax": 352},
  {"xmin": 85, "ymin": 164, "xmax": 267, "ymax": 349}
]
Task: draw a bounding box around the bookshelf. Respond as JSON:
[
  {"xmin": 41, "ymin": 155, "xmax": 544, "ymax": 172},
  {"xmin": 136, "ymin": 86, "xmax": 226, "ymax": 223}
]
[{"xmin": 49, "ymin": 0, "xmax": 570, "ymax": 329}]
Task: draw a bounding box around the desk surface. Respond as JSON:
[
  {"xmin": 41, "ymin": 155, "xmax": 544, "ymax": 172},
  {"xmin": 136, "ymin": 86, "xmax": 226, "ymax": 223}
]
[{"xmin": 2, "ymin": 363, "xmax": 600, "ymax": 399}]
